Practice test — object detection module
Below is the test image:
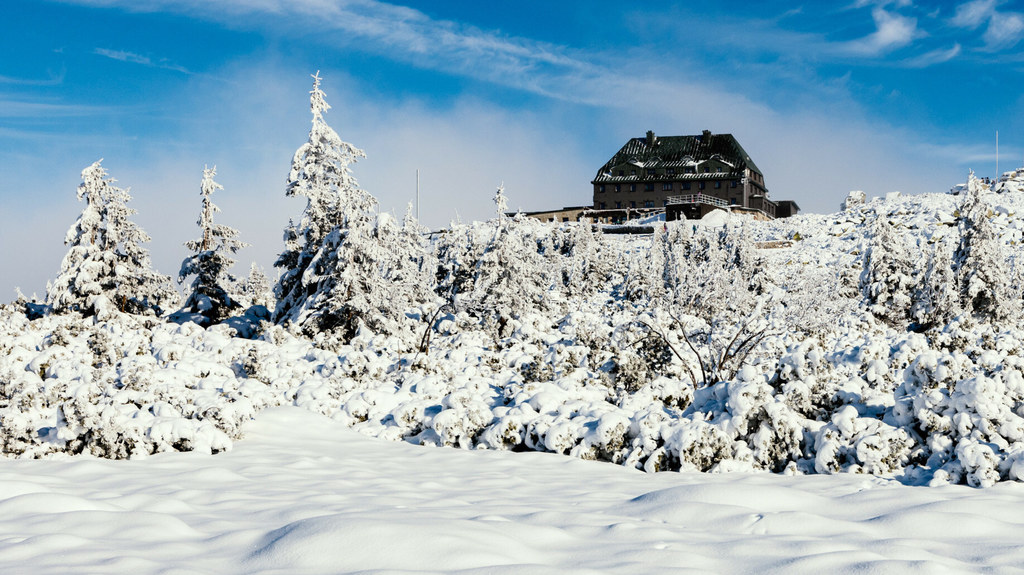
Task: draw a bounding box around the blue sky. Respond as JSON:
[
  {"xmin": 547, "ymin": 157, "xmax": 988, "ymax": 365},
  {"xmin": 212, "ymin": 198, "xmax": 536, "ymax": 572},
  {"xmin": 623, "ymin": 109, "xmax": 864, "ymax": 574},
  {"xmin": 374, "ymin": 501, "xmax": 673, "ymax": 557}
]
[{"xmin": 2, "ymin": 0, "xmax": 1023, "ymax": 297}]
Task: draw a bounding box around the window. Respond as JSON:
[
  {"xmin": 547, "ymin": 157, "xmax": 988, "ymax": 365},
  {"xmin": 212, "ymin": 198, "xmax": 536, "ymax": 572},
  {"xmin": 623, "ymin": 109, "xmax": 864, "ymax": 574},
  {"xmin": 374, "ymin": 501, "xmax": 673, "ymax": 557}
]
[
  {"xmin": 614, "ymin": 184, "xmax": 621, "ymax": 193},
  {"xmin": 630, "ymin": 169, "xmax": 637, "ymax": 176},
  {"xmin": 598, "ymin": 185, "xmax": 606, "ymax": 193},
  {"xmin": 666, "ymin": 168, "xmax": 675, "ymax": 175},
  {"xmin": 599, "ymin": 202, "xmax": 607, "ymax": 209},
  {"xmin": 615, "ymin": 201, "xmax": 622, "ymax": 208},
  {"xmin": 644, "ymin": 183, "xmax": 654, "ymax": 191},
  {"xmin": 662, "ymin": 183, "xmax": 673, "ymax": 191},
  {"xmin": 682, "ymin": 182, "xmax": 691, "ymax": 190},
  {"xmin": 714, "ymin": 181, "xmax": 721, "ymax": 189},
  {"xmin": 731, "ymin": 180, "xmax": 738, "ymax": 188},
  {"xmin": 662, "ymin": 199, "xmax": 669, "ymax": 206},
  {"xmin": 617, "ymin": 170, "xmax": 624, "ymax": 176},
  {"xmin": 699, "ymin": 181, "xmax": 706, "ymax": 190},
  {"xmin": 730, "ymin": 198, "xmax": 737, "ymax": 205},
  {"xmin": 716, "ymin": 167, "xmax": 722, "ymax": 173},
  {"xmin": 646, "ymin": 169, "xmax": 657, "ymax": 176},
  {"xmin": 685, "ymin": 167, "xmax": 696, "ymax": 174},
  {"xmin": 630, "ymin": 201, "xmax": 636, "ymax": 208},
  {"xmin": 629, "ymin": 184, "xmax": 636, "ymax": 192},
  {"xmin": 644, "ymin": 201, "xmax": 655, "ymax": 208},
  {"xmin": 562, "ymin": 217, "xmax": 569, "ymax": 222}
]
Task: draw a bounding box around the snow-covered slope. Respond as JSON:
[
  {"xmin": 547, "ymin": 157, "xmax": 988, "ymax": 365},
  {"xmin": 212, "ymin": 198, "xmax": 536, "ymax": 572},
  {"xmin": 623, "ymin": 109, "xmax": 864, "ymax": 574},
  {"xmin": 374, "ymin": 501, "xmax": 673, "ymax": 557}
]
[{"xmin": 2, "ymin": 406, "xmax": 1024, "ymax": 574}]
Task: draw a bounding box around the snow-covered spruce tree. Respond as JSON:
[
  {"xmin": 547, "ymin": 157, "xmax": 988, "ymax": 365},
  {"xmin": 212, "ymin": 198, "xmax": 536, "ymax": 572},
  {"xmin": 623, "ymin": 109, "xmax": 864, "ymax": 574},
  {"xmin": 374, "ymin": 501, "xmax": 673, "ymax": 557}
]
[
  {"xmin": 954, "ymin": 172, "xmax": 1014, "ymax": 323},
  {"xmin": 274, "ymin": 71, "xmax": 370, "ymax": 327},
  {"xmin": 910, "ymin": 239, "xmax": 960, "ymax": 330},
  {"xmin": 176, "ymin": 166, "xmax": 249, "ymax": 325},
  {"xmin": 434, "ymin": 222, "xmax": 484, "ymax": 311},
  {"xmin": 240, "ymin": 262, "xmax": 275, "ymax": 309},
  {"xmin": 458, "ymin": 187, "xmax": 559, "ymax": 333},
  {"xmin": 274, "ymin": 73, "xmax": 434, "ymax": 339},
  {"xmin": 47, "ymin": 160, "xmax": 178, "ymax": 318},
  {"xmin": 860, "ymin": 215, "xmax": 916, "ymax": 326},
  {"xmin": 621, "ymin": 224, "xmax": 668, "ymax": 303},
  {"xmin": 553, "ymin": 220, "xmax": 613, "ymax": 301},
  {"xmin": 317, "ymin": 207, "xmax": 437, "ymax": 340}
]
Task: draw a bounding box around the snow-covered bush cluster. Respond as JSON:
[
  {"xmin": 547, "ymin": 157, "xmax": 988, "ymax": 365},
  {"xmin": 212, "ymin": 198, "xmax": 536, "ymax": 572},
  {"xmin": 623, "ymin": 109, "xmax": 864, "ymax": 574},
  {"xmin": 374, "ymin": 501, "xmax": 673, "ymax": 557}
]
[{"xmin": 8, "ymin": 73, "xmax": 1024, "ymax": 488}]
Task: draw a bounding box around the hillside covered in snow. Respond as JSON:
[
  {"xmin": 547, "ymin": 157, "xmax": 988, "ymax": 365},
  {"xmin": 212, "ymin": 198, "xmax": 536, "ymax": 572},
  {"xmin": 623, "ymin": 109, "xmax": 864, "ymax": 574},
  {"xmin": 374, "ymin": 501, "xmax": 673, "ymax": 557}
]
[{"xmin": 6, "ymin": 74, "xmax": 1024, "ymax": 489}]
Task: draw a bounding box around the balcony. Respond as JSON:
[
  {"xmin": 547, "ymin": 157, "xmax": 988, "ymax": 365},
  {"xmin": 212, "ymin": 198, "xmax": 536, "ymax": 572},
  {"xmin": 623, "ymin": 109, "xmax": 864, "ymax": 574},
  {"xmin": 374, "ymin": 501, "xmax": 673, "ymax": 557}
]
[{"xmin": 665, "ymin": 193, "xmax": 729, "ymax": 208}]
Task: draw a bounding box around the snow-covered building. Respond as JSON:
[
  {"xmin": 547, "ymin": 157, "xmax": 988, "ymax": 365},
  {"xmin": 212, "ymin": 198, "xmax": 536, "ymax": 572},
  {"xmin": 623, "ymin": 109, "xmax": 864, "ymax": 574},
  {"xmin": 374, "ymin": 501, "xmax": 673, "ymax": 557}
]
[{"xmin": 590, "ymin": 130, "xmax": 797, "ymax": 221}]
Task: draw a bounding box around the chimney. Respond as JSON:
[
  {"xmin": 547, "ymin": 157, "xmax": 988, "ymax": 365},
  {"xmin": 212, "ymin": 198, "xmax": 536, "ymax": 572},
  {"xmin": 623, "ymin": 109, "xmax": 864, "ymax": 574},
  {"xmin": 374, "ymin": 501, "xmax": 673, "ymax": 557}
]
[
  {"xmin": 702, "ymin": 129, "xmax": 711, "ymax": 138},
  {"xmin": 646, "ymin": 130, "xmax": 656, "ymax": 146}
]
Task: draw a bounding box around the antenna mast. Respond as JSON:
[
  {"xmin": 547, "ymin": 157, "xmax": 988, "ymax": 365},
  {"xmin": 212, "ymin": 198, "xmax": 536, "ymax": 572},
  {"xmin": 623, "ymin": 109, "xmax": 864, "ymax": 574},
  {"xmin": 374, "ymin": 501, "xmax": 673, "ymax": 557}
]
[
  {"xmin": 416, "ymin": 169, "xmax": 420, "ymax": 221},
  {"xmin": 996, "ymin": 131, "xmax": 999, "ymax": 180}
]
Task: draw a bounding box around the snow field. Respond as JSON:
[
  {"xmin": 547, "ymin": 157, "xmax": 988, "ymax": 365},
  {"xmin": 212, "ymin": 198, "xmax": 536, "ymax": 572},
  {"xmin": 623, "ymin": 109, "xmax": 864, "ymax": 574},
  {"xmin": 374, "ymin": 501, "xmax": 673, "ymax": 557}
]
[{"xmin": 2, "ymin": 407, "xmax": 1024, "ymax": 574}]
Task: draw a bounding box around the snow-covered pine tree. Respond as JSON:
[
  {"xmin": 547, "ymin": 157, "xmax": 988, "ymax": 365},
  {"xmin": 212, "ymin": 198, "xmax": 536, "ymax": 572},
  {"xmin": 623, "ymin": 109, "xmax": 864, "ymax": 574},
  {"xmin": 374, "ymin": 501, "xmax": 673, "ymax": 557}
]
[
  {"xmin": 954, "ymin": 172, "xmax": 1014, "ymax": 322},
  {"xmin": 554, "ymin": 220, "xmax": 612, "ymax": 301},
  {"xmin": 434, "ymin": 223, "xmax": 484, "ymax": 311},
  {"xmin": 315, "ymin": 208, "xmax": 437, "ymax": 340},
  {"xmin": 274, "ymin": 71, "xmax": 371, "ymax": 327},
  {"xmin": 860, "ymin": 214, "xmax": 916, "ymax": 326},
  {"xmin": 911, "ymin": 239, "xmax": 959, "ymax": 329},
  {"xmin": 658, "ymin": 223, "xmax": 692, "ymax": 306},
  {"xmin": 176, "ymin": 166, "xmax": 249, "ymax": 325},
  {"xmin": 274, "ymin": 73, "xmax": 434, "ymax": 340},
  {"xmin": 48, "ymin": 160, "xmax": 178, "ymax": 318},
  {"xmin": 463, "ymin": 196, "xmax": 558, "ymax": 331},
  {"xmin": 240, "ymin": 262, "xmax": 275, "ymax": 309},
  {"xmin": 494, "ymin": 183, "xmax": 509, "ymax": 218},
  {"xmin": 621, "ymin": 222, "xmax": 684, "ymax": 305}
]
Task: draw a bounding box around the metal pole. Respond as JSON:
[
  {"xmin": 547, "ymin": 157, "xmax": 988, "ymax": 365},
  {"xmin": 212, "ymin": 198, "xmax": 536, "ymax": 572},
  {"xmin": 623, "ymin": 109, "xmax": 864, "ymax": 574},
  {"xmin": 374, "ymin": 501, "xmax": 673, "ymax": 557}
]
[{"xmin": 416, "ymin": 169, "xmax": 420, "ymax": 221}]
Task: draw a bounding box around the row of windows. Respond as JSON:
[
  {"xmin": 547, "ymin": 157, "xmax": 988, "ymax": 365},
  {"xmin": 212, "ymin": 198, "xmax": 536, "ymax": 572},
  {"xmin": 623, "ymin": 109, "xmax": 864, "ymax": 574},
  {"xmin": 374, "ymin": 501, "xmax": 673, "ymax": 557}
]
[
  {"xmin": 598, "ymin": 180, "xmax": 738, "ymax": 193},
  {"xmin": 615, "ymin": 166, "xmax": 728, "ymax": 177},
  {"xmin": 597, "ymin": 200, "xmax": 663, "ymax": 209}
]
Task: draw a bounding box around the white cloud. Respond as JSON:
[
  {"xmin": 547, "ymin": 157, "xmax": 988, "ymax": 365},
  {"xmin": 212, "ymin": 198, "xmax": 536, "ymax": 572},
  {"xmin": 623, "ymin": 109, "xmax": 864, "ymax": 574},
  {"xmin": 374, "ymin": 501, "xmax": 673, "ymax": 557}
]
[
  {"xmin": 95, "ymin": 48, "xmax": 152, "ymax": 65},
  {"xmin": 951, "ymin": 0, "xmax": 1024, "ymax": 51},
  {"xmin": 901, "ymin": 43, "xmax": 961, "ymax": 67},
  {"xmin": 0, "ymin": 72, "xmax": 64, "ymax": 86},
  {"xmin": 951, "ymin": 0, "xmax": 998, "ymax": 29},
  {"xmin": 842, "ymin": 8, "xmax": 920, "ymax": 56},
  {"xmin": 94, "ymin": 47, "xmax": 189, "ymax": 73},
  {"xmin": 983, "ymin": 12, "xmax": 1024, "ymax": 49}
]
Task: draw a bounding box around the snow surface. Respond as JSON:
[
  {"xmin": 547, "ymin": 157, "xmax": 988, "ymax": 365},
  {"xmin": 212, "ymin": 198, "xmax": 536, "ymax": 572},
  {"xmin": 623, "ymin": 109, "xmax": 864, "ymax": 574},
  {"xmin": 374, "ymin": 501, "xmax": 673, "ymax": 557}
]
[{"xmin": 3, "ymin": 405, "xmax": 1024, "ymax": 574}]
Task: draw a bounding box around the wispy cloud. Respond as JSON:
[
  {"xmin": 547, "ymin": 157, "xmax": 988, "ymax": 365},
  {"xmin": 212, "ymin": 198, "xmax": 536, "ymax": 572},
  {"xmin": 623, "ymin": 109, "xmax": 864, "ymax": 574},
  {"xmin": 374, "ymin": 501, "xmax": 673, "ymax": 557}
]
[
  {"xmin": 0, "ymin": 99, "xmax": 111, "ymax": 118},
  {"xmin": 94, "ymin": 47, "xmax": 189, "ymax": 73},
  {"xmin": 901, "ymin": 43, "xmax": 962, "ymax": 67},
  {"xmin": 841, "ymin": 7, "xmax": 921, "ymax": 56},
  {"xmin": 951, "ymin": 0, "xmax": 1024, "ymax": 51},
  {"xmin": 0, "ymin": 72, "xmax": 65, "ymax": 87},
  {"xmin": 952, "ymin": 0, "xmax": 998, "ymax": 29},
  {"xmin": 983, "ymin": 12, "xmax": 1024, "ymax": 49}
]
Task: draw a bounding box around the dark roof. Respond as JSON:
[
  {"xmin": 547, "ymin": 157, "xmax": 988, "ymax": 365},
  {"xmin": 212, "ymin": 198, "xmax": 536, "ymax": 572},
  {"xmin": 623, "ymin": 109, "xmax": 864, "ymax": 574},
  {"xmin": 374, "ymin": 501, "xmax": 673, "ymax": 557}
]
[{"xmin": 593, "ymin": 131, "xmax": 762, "ymax": 182}]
